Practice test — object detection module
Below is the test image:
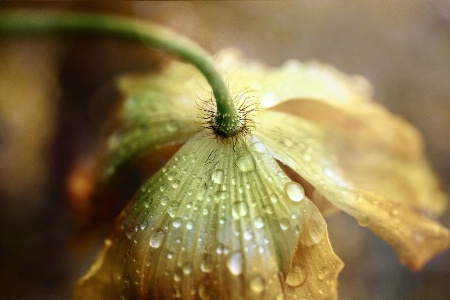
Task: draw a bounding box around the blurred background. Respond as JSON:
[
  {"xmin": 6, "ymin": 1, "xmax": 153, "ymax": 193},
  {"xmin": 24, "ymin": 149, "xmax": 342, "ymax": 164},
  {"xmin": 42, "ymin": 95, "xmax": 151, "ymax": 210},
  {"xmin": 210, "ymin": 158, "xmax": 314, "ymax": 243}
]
[{"xmin": 0, "ymin": 1, "xmax": 449, "ymax": 299}]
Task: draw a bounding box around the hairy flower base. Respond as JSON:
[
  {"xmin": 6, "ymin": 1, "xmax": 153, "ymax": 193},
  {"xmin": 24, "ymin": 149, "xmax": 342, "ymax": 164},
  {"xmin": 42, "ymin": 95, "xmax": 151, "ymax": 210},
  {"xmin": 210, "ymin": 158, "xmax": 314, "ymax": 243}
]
[{"xmin": 74, "ymin": 134, "xmax": 343, "ymax": 299}]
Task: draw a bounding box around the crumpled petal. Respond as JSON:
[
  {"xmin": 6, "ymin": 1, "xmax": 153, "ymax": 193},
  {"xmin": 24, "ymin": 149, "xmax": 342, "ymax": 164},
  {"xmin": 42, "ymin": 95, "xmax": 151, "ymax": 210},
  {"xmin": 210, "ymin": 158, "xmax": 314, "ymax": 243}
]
[
  {"xmin": 102, "ymin": 66, "xmax": 203, "ymax": 181},
  {"xmin": 73, "ymin": 133, "xmax": 342, "ymax": 299},
  {"xmin": 270, "ymin": 99, "xmax": 447, "ymax": 217},
  {"xmin": 255, "ymin": 110, "xmax": 450, "ymax": 270}
]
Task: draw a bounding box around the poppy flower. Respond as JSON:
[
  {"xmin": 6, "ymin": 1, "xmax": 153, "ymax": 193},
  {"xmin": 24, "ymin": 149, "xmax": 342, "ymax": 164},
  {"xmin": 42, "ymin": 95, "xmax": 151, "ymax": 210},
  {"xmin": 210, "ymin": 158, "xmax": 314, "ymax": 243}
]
[{"xmin": 73, "ymin": 49, "xmax": 449, "ymax": 299}]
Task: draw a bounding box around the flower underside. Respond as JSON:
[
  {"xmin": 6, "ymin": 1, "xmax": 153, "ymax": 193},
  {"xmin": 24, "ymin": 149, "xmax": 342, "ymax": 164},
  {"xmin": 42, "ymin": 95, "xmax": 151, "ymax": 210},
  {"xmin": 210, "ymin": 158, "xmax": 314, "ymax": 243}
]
[{"xmin": 74, "ymin": 50, "xmax": 449, "ymax": 299}]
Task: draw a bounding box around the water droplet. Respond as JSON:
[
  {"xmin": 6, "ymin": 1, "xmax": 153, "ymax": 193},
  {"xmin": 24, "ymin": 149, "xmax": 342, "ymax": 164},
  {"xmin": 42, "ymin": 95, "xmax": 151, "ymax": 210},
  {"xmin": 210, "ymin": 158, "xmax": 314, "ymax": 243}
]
[
  {"xmin": 302, "ymin": 216, "xmax": 326, "ymax": 246},
  {"xmin": 145, "ymin": 259, "xmax": 151, "ymax": 266},
  {"xmin": 149, "ymin": 228, "xmax": 165, "ymax": 248},
  {"xmin": 174, "ymin": 268, "xmax": 182, "ymax": 282},
  {"xmin": 140, "ymin": 220, "xmax": 148, "ymax": 230},
  {"xmin": 167, "ymin": 171, "xmax": 177, "ymax": 181},
  {"xmin": 279, "ymin": 218, "xmax": 290, "ymax": 230},
  {"xmin": 211, "ymin": 169, "xmax": 224, "ymax": 184},
  {"xmin": 254, "ymin": 216, "xmax": 264, "ymax": 229},
  {"xmin": 317, "ymin": 267, "xmax": 329, "ymax": 280},
  {"xmin": 357, "ymin": 214, "xmax": 371, "ymax": 227},
  {"xmin": 285, "ymin": 182, "xmax": 305, "ymax": 202},
  {"xmin": 168, "ymin": 202, "xmax": 180, "ymax": 217},
  {"xmin": 277, "ymin": 171, "xmax": 288, "ymax": 179},
  {"xmin": 215, "ymin": 190, "xmax": 229, "ymax": 200},
  {"xmin": 283, "ymin": 139, "xmax": 294, "ymax": 147},
  {"xmin": 235, "ymin": 153, "xmax": 255, "ymax": 173},
  {"xmin": 249, "ymin": 275, "xmax": 265, "ymax": 293},
  {"xmin": 172, "ymin": 217, "xmax": 183, "ymax": 228},
  {"xmin": 286, "ymin": 264, "xmax": 308, "ymax": 286},
  {"xmin": 167, "ymin": 252, "xmax": 174, "ymax": 259},
  {"xmin": 227, "ymin": 251, "xmax": 243, "ymax": 275},
  {"xmin": 253, "ymin": 142, "xmax": 267, "ymax": 153},
  {"xmin": 160, "ymin": 184, "xmax": 167, "ymax": 192},
  {"xmin": 166, "ymin": 122, "xmax": 177, "ymax": 133},
  {"xmin": 183, "ymin": 262, "xmax": 193, "ymax": 275},
  {"xmin": 269, "ymin": 194, "xmax": 278, "ymax": 204},
  {"xmin": 390, "ymin": 209, "xmax": 400, "ymax": 217},
  {"xmin": 203, "ymin": 208, "xmax": 209, "ymax": 215},
  {"xmin": 263, "ymin": 204, "xmax": 274, "ymax": 215},
  {"xmin": 160, "ymin": 196, "xmax": 169, "ymax": 206},
  {"xmin": 216, "ymin": 243, "xmax": 225, "ymax": 255},
  {"xmin": 244, "ymin": 229, "xmax": 253, "ymax": 240},
  {"xmin": 232, "ymin": 201, "xmax": 249, "ymax": 220},
  {"xmin": 186, "ymin": 220, "xmax": 194, "ymax": 230},
  {"xmin": 123, "ymin": 227, "xmax": 134, "ymax": 240},
  {"xmin": 172, "ymin": 180, "xmax": 180, "ymax": 189},
  {"xmin": 201, "ymin": 254, "xmax": 213, "ymax": 273}
]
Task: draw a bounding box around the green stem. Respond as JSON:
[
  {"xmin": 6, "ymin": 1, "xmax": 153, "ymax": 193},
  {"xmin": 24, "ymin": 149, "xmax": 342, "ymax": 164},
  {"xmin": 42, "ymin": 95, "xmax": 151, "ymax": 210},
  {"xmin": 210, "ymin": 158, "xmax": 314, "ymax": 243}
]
[{"xmin": 0, "ymin": 9, "xmax": 241, "ymax": 137}]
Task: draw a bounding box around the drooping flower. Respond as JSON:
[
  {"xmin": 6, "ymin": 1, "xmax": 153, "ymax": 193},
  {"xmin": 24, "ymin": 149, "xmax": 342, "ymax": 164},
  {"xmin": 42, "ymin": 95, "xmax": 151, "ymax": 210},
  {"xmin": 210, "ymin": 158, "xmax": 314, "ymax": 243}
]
[{"xmin": 73, "ymin": 50, "xmax": 449, "ymax": 299}]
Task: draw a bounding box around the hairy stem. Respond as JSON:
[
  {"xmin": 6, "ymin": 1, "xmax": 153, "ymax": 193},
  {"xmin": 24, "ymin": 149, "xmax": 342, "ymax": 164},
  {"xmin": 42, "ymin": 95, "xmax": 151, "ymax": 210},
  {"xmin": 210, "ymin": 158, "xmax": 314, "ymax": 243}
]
[{"xmin": 0, "ymin": 9, "xmax": 241, "ymax": 137}]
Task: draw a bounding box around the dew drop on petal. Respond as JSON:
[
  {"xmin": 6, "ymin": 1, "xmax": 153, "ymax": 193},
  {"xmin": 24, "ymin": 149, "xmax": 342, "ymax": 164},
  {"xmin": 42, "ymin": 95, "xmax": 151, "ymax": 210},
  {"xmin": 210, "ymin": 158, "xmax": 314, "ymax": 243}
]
[
  {"xmin": 126, "ymin": 227, "xmax": 135, "ymax": 240},
  {"xmin": 253, "ymin": 142, "xmax": 267, "ymax": 153},
  {"xmin": 357, "ymin": 214, "xmax": 371, "ymax": 227},
  {"xmin": 182, "ymin": 262, "xmax": 193, "ymax": 275},
  {"xmin": 254, "ymin": 216, "xmax": 264, "ymax": 229},
  {"xmin": 235, "ymin": 153, "xmax": 255, "ymax": 173},
  {"xmin": 317, "ymin": 267, "xmax": 330, "ymax": 281},
  {"xmin": 172, "ymin": 217, "xmax": 183, "ymax": 228},
  {"xmin": 227, "ymin": 251, "xmax": 243, "ymax": 275},
  {"xmin": 172, "ymin": 180, "xmax": 180, "ymax": 189},
  {"xmin": 244, "ymin": 229, "xmax": 253, "ymax": 240},
  {"xmin": 149, "ymin": 228, "xmax": 165, "ymax": 248},
  {"xmin": 201, "ymin": 253, "xmax": 213, "ymax": 273},
  {"xmin": 277, "ymin": 171, "xmax": 287, "ymax": 179},
  {"xmin": 186, "ymin": 220, "xmax": 194, "ymax": 230},
  {"xmin": 302, "ymin": 216, "xmax": 326, "ymax": 246},
  {"xmin": 279, "ymin": 218, "xmax": 290, "ymax": 230},
  {"xmin": 160, "ymin": 196, "xmax": 169, "ymax": 206},
  {"xmin": 211, "ymin": 169, "xmax": 224, "ymax": 184},
  {"xmin": 270, "ymin": 193, "xmax": 279, "ymax": 203},
  {"xmin": 140, "ymin": 220, "xmax": 148, "ymax": 230},
  {"xmin": 249, "ymin": 275, "xmax": 265, "ymax": 293},
  {"xmin": 285, "ymin": 182, "xmax": 305, "ymax": 202},
  {"xmin": 167, "ymin": 171, "xmax": 177, "ymax": 181},
  {"xmin": 232, "ymin": 201, "xmax": 249, "ymax": 220},
  {"xmin": 286, "ymin": 264, "xmax": 308, "ymax": 287}
]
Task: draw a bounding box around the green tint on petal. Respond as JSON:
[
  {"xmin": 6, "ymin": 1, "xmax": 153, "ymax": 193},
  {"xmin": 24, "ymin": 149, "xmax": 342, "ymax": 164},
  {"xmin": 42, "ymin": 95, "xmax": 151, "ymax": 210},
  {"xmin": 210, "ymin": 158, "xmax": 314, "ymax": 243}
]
[
  {"xmin": 255, "ymin": 111, "xmax": 450, "ymax": 270},
  {"xmin": 102, "ymin": 67, "xmax": 203, "ymax": 180},
  {"xmin": 74, "ymin": 133, "xmax": 342, "ymax": 299}
]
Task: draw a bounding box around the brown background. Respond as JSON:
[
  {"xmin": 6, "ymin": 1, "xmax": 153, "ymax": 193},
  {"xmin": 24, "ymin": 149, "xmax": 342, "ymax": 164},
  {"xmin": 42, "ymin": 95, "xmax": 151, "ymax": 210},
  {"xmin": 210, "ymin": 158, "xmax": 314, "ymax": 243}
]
[{"xmin": 0, "ymin": 2, "xmax": 449, "ymax": 299}]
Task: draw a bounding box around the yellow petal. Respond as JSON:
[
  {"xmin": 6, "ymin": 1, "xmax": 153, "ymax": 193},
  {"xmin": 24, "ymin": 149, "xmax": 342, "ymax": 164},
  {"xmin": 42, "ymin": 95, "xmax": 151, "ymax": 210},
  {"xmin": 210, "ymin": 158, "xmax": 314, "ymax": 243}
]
[
  {"xmin": 214, "ymin": 49, "xmax": 372, "ymax": 109},
  {"xmin": 270, "ymin": 99, "xmax": 447, "ymax": 216},
  {"xmin": 74, "ymin": 133, "xmax": 342, "ymax": 299},
  {"xmin": 285, "ymin": 200, "xmax": 343, "ymax": 300},
  {"xmin": 255, "ymin": 111, "xmax": 450, "ymax": 270}
]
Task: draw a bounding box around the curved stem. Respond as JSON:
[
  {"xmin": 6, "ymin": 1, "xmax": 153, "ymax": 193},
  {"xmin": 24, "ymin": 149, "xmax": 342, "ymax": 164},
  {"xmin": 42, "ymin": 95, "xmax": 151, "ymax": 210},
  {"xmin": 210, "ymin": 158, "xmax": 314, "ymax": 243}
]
[{"xmin": 0, "ymin": 9, "xmax": 241, "ymax": 137}]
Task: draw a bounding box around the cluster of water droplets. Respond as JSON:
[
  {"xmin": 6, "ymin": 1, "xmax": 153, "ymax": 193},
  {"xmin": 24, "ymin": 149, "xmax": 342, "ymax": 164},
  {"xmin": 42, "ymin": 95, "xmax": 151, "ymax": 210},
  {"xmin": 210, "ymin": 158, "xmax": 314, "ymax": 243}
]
[{"xmin": 106, "ymin": 134, "xmax": 333, "ymax": 299}]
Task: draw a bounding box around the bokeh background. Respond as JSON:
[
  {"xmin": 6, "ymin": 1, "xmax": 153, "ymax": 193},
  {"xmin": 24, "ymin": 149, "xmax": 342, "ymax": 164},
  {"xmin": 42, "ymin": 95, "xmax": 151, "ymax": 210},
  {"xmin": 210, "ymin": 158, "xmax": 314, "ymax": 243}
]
[{"xmin": 0, "ymin": 1, "xmax": 449, "ymax": 299}]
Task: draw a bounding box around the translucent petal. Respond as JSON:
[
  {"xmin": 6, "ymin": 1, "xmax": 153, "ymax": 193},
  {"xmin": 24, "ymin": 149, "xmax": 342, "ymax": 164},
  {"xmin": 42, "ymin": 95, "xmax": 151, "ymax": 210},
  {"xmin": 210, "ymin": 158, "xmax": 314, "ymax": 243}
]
[
  {"xmin": 255, "ymin": 111, "xmax": 450, "ymax": 270},
  {"xmin": 285, "ymin": 200, "xmax": 343, "ymax": 300},
  {"xmin": 214, "ymin": 49, "xmax": 372, "ymax": 109},
  {"xmin": 102, "ymin": 68, "xmax": 203, "ymax": 180},
  {"xmin": 74, "ymin": 133, "xmax": 342, "ymax": 299},
  {"xmin": 270, "ymin": 99, "xmax": 447, "ymax": 216}
]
